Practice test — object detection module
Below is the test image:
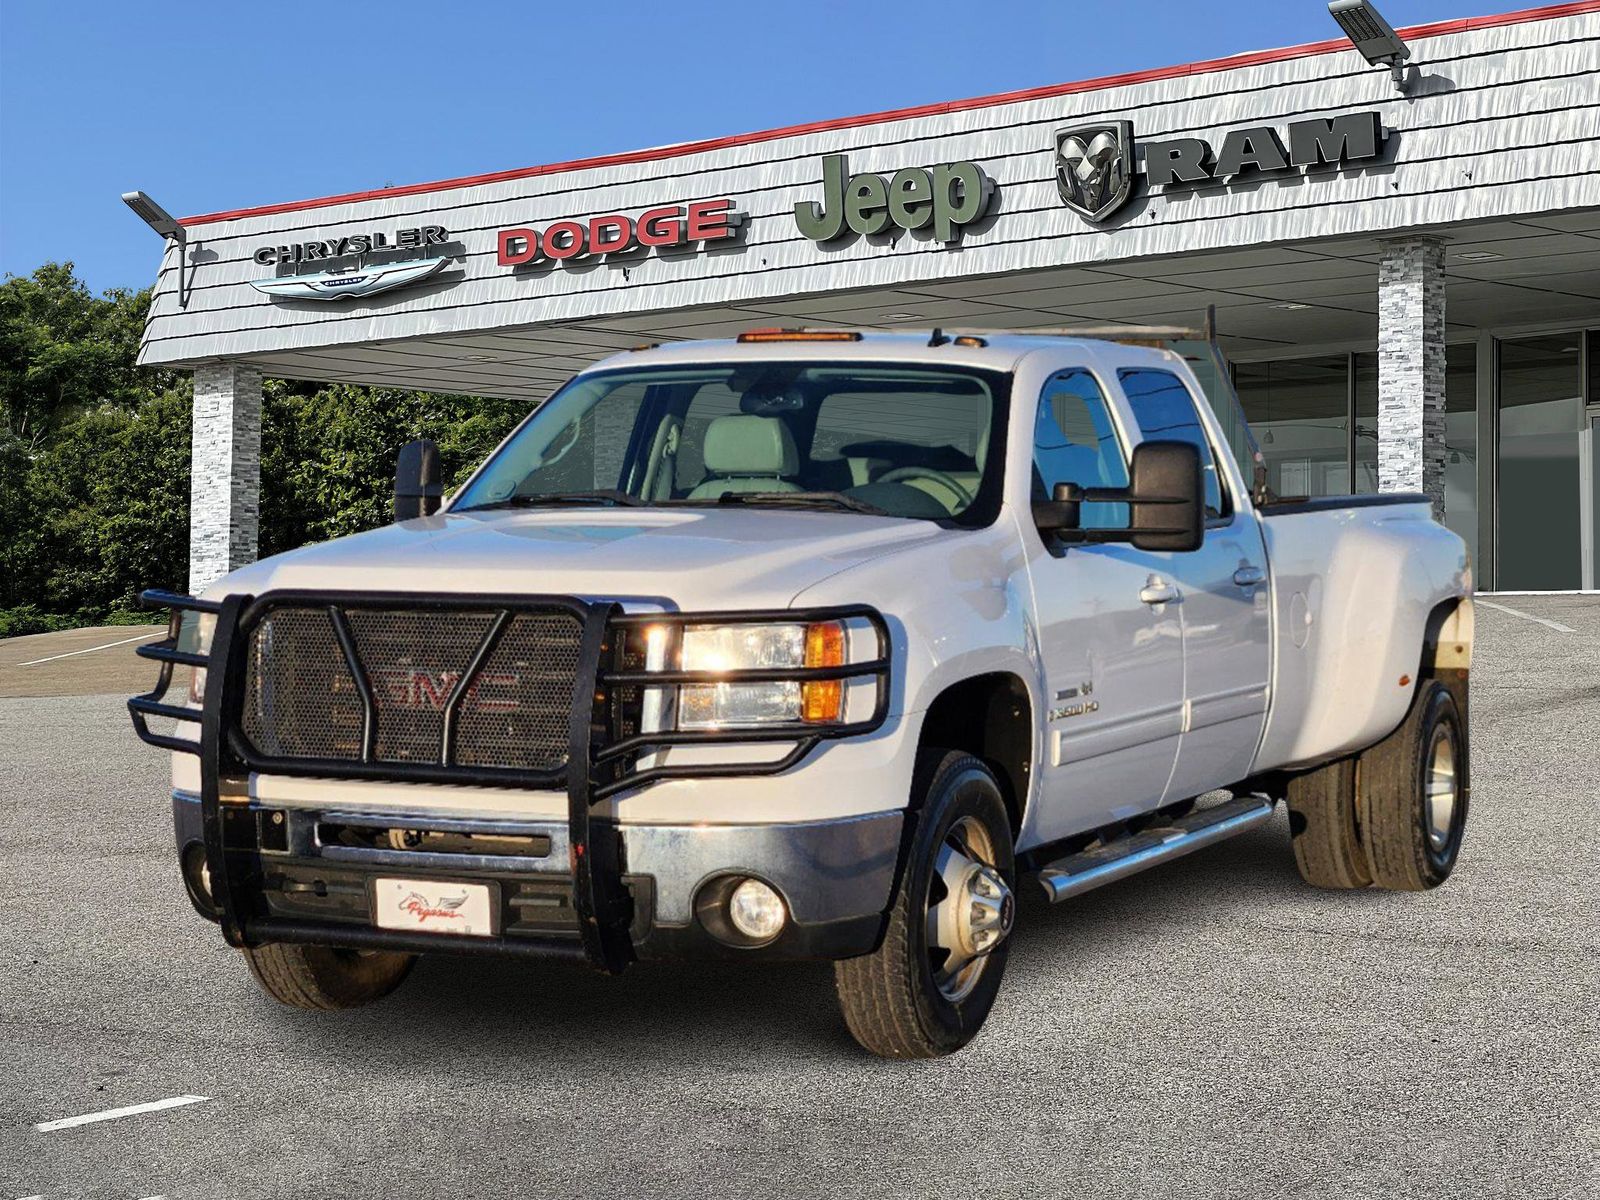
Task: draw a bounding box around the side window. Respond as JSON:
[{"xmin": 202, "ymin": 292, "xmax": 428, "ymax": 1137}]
[
  {"xmin": 1034, "ymin": 369, "xmax": 1128, "ymax": 530},
  {"xmin": 1117, "ymin": 368, "xmax": 1229, "ymax": 518}
]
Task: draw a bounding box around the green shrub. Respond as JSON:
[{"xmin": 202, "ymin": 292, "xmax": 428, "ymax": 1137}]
[{"xmin": 0, "ymin": 604, "xmax": 77, "ymax": 639}]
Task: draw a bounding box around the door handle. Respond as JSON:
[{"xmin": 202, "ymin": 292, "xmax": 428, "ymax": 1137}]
[
  {"xmin": 1140, "ymin": 580, "xmax": 1179, "ymax": 606},
  {"xmin": 1232, "ymin": 565, "xmax": 1266, "ymax": 588}
]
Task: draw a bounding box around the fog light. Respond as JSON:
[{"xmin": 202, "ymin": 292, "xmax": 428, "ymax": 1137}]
[
  {"xmin": 180, "ymin": 841, "xmax": 217, "ymax": 917},
  {"xmin": 727, "ymin": 878, "xmax": 787, "ymax": 941}
]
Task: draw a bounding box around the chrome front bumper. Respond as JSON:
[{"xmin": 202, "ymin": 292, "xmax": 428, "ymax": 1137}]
[{"xmin": 171, "ymin": 791, "xmax": 904, "ymax": 961}]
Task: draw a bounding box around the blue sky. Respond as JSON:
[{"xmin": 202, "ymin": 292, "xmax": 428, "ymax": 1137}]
[{"xmin": 0, "ymin": 0, "xmax": 1520, "ymax": 294}]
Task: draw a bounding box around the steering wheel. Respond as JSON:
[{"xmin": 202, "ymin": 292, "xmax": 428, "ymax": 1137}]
[{"xmin": 876, "ymin": 466, "xmax": 975, "ymax": 511}]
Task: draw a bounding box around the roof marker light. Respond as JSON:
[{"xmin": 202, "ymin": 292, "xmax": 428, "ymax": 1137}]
[{"xmin": 736, "ymin": 328, "xmax": 863, "ymax": 343}]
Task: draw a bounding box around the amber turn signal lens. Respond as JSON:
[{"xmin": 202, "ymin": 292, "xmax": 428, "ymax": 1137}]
[{"xmin": 802, "ymin": 621, "xmax": 846, "ymax": 723}]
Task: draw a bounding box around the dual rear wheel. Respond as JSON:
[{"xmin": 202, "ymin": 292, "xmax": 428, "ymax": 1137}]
[{"xmin": 1287, "ymin": 677, "xmax": 1469, "ymax": 891}]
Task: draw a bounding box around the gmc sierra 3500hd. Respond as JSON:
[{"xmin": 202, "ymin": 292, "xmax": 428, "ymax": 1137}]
[{"xmin": 130, "ymin": 324, "xmax": 1472, "ymax": 1058}]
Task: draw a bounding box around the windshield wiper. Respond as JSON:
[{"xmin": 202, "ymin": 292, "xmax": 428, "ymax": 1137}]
[
  {"xmin": 684, "ymin": 491, "xmax": 890, "ymax": 516},
  {"xmin": 462, "ymin": 489, "xmax": 648, "ymax": 511}
]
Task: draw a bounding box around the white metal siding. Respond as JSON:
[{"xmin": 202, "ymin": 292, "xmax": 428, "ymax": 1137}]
[{"xmin": 138, "ymin": 14, "xmax": 1600, "ymax": 366}]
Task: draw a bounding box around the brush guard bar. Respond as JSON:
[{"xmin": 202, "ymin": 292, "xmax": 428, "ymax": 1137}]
[{"xmin": 127, "ymin": 588, "xmax": 890, "ymax": 973}]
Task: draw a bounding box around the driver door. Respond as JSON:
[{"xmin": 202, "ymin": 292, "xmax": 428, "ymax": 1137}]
[{"xmin": 1019, "ymin": 369, "xmax": 1184, "ymax": 847}]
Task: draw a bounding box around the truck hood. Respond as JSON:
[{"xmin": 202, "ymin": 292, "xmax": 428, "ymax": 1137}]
[{"xmin": 210, "ymin": 507, "xmax": 949, "ymax": 610}]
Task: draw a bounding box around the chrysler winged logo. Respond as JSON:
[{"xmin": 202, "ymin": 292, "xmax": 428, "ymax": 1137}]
[
  {"xmin": 250, "ymin": 256, "xmax": 450, "ymax": 302},
  {"xmin": 1054, "ymin": 121, "xmax": 1135, "ymax": 222}
]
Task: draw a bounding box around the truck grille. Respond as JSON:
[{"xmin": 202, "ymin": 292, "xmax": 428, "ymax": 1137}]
[{"xmin": 239, "ymin": 603, "xmax": 583, "ymax": 774}]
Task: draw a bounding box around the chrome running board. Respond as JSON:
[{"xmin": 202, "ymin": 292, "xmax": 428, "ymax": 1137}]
[{"xmin": 1035, "ymin": 795, "xmax": 1275, "ymax": 903}]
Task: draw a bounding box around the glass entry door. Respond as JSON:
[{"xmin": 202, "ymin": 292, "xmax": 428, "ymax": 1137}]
[
  {"xmin": 1496, "ymin": 334, "xmax": 1585, "ymax": 591},
  {"xmin": 1587, "ymin": 413, "xmax": 1600, "ymax": 590}
]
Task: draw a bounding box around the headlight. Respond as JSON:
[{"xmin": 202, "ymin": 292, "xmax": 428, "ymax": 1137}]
[
  {"xmin": 182, "ymin": 611, "xmax": 216, "ymax": 705},
  {"xmin": 675, "ymin": 620, "xmax": 847, "ymax": 730}
]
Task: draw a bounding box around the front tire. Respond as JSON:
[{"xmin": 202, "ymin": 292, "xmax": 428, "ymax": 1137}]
[
  {"xmin": 834, "ymin": 752, "xmax": 1016, "ymax": 1059},
  {"xmin": 1356, "ymin": 679, "xmax": 1469, "ymax": 891},
  {"xmin": 243, "ymin": 942, "xmax": 416, "ymax": 1010}
]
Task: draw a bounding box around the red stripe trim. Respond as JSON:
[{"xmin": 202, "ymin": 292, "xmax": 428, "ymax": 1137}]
[{"xmin": 179, "ymin": 1, "xmax": 1600, "ymax": 227}]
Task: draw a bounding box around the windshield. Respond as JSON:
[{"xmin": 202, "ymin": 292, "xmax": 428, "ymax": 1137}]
[{"xmin": 453, "ymin": 362, "xmax": 1007, "ymax": 522}]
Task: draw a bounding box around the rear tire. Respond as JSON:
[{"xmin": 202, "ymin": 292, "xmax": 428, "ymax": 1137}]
[
  {"xmin": 834, "ymin": 752, "xmax": 1015, "ymax": 1059},
  {"xmin": 243, "ymin": 942, "xmax": 416, "ymax": 1010},
  {"xmin": 1286, "ymin": 756, "xmax": 1371, "ymax": 889},
  {"xmin": 1356, "ymin": 679, "xmax": 1469, "ymax": 891}
]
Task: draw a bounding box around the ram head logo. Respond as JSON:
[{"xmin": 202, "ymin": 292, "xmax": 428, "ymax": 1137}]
[{"xmin": 1054, "ymin": 121, "xmax": 1135, "ymax": 222}]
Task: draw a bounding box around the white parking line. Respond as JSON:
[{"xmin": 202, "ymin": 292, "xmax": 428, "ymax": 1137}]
[
  {"xmin": 1477, "ymin": 599, "xmax": 1575, "ymax": 634},
  {"xmin": 33, "ymin": 1094, "xmax": 209, "ymax": 1132},
  {"xmin": 17, "ymin": 631, "xmax": 163, "ymax": 667}
]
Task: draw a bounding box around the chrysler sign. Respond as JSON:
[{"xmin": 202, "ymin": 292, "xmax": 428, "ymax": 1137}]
[
  {"xmin": 250, "ymin": 225, "xmax": 455, "ymax": 301},
  {"xmin": 1055, "ymin": 111, "xmax": 1389, "ymax": 223}
]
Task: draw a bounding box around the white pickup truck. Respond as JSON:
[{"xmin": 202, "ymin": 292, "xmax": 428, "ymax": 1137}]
[{"xmin": 130, "ymin": 325, "xmax": 1473, "ymax": 1058}]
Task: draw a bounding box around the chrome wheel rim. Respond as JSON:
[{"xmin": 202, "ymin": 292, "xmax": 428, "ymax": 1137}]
[
  {"xmin": 926, "ymin": 815, "xmax": 1014, "ymax": 1002},
  {"xmin": 1424, "ymin": 727, "xmax": 1458, "ymax": 851}
]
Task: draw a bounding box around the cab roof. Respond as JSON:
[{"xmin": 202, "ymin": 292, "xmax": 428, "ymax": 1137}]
[{"xmin": 592, "ymin": 328, "xmax": 1197, "ymax": 376}]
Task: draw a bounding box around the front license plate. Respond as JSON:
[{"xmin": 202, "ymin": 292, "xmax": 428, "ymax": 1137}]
[{"xmin": 373, "ymin": 878, "xmax": 494, "ymax": 937}]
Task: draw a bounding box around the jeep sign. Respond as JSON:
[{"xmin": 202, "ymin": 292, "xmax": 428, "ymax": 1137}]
[{"xmin": 794, "ymin": 154, "xmax": 995, "ymax": 244}]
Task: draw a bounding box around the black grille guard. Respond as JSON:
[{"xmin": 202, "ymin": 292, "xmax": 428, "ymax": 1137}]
[{"xmin": 129, "ymin": 588, "xmax": 890, "ymax": 973}]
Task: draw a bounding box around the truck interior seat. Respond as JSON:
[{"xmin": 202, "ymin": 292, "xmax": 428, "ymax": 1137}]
[
  {"xmin": 903, "ymin": 424, "xmax": 988, "ymax": 510},
  {"xmin": 685, "ymin": 414, "xmax": 804, "ymax": 498}
]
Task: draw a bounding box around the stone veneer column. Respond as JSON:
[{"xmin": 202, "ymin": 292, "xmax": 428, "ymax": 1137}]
[
  {"xmin": 189, "ymin": 362, "xmax": 263, "ymax": 593},
  {"xmin": 1377, "ymin": 237, "xmax": 1447, "ymax": 518}
]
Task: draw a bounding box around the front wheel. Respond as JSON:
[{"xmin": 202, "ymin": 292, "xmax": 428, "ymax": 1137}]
[
  {"xmin": 243, "ymin": 942, "xmax": 416, "ymax": 1010},
  {"xmin": 834, "ymin": 752, "xmax": 1016, "ymax": 1058}
]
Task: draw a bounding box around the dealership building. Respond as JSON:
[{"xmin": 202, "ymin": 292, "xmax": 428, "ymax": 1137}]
[{"xmin": 134, "ymin": 1, "xmax": 1600, "ymax": 593}]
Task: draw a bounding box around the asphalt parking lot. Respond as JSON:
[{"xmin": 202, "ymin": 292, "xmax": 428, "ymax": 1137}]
[{"xmin": 2, "ymin": 597, "xmax": 1597, "ymax": 1199}]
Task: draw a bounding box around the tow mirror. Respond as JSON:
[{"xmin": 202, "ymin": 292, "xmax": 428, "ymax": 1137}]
[
  {"xmin": 394, "ymin": 438, "xmax": 443, "ymax": 521},
  {"xmin": 1032, "ymin": 440, "xmax": 1204, "ymax": 553}
]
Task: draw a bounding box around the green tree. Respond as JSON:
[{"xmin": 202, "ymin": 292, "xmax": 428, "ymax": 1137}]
[
  {"xmin": 21, "ymin": 389, "xmax": 192, "ymax": 614},
  {"xmin": 0, "ymin": 262, "xmax": 180, "ymax": 449},
  {"xmin": 2, "ymin": 262, "xmax": 536, "ymax": 633},
  {"xmin": 261, "ymin": 383, "xmax": 528, "ymax": 551}
]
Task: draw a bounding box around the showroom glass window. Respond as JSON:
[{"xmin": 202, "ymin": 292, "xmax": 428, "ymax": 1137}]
[
  {"xmin": 1233, "ymin": 357, "xmax": 1349, "ymax": 496},
  {"xmin": 1498, "ymin": 334, "xmax": 1585, "ymax": 590}
]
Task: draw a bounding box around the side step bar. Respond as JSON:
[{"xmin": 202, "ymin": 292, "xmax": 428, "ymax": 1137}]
[{"xmin": 1036, "ymin": 795, "xmax": 1275, "ymax": 903}]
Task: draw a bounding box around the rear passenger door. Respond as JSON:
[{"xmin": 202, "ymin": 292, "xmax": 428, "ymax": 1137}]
[
  {"xmin": 1022, "ymin": 369, "xmax": 1185, "ymax": 846},
  {"xmin": 1118, "ymin": 368, "xmax": 1271, "ymax": 799}
]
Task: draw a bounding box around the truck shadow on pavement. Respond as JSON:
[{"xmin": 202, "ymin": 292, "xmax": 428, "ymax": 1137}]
[{"xmin": 251, "ymin": 820, "xmax": 1313, "ymax": 1065}]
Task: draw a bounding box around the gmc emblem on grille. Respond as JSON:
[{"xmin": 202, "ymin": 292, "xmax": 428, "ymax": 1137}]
[{"xmin": 377, "ymin": 669, "xmax": 522, "ymax": 713}]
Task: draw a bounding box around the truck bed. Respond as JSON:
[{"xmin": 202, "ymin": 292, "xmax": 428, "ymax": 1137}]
[{"xmin": 1251, "ymin": 491, "xmax": 1469, "ymax": 774}]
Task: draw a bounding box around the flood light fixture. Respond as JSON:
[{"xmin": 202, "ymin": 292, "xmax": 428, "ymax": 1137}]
[
  {"xmin": 122, "ymin": 191, "xmax": 184, "ymax": 241},
  {"xmin": 122, "ymin": 191, "xmax": 190, "ymax": 309},
  {"xmin": 1329, "ymin": 0, "xmax": 1413, "ymax": 91}
]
